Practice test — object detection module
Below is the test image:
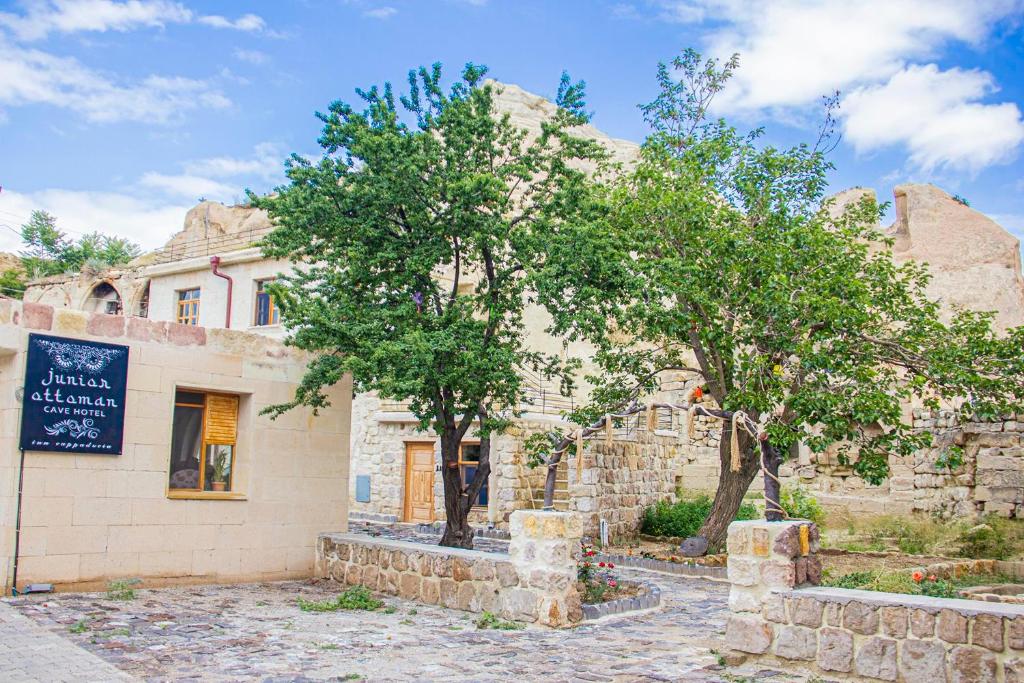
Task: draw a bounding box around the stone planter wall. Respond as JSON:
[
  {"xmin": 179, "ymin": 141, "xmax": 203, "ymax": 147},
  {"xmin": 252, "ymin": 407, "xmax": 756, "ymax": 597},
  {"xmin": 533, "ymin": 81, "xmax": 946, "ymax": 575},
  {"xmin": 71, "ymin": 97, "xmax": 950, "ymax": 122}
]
[
  {"xmin": 725, "ymin": 519, "xmax": 1024, "ymax": 681},
  {"xmin": 317, "ymin": 510, "xmax": 583, "ymax": 627}
]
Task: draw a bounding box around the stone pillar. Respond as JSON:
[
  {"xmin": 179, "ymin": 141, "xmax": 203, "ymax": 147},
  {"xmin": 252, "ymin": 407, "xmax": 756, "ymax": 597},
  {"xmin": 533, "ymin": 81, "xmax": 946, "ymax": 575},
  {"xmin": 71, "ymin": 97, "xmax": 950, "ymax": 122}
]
[
  {"xmin": 725, "ymin": 519, "xmax": 821, "ymax": 654},
  {"xmin": 507, "ymin": 510, "xmax": 583, "ymax": 627}
]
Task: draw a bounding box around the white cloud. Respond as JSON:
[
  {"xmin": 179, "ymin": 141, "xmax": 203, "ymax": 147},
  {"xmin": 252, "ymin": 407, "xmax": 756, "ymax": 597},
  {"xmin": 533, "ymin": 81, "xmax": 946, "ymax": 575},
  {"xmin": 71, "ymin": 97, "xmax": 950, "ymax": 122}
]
[
  {"xmin": 138, "ymin": 173, "xmax": 237, "ymax": 201},
  {"xmin": 363, "ymin": 6, "xmax": 397, "ymax": 19},
  {"xmin": 842, "ymin": 64, "xmax": 1024, "ymax": 173},
  {"xmin": 196, "ymin": 13, "xmax": 265, "ymax": 32},
  {"xmin": 0, "ymin": 0, "xmax": 269, "ymax": 41},
  {"xmin": 647, "ymin": 0, "xmax": 1024, "ymax": 173},
  {"xmin": 139, "ymin": 142, "xmax": 286, "ymax": 202},
  {"xmin": 0, "ymin": 188, "xmax": 191, "ymax": 252},
  {"xmin": 0, "ymin": 44, "xmax": 230, "ymax": 123},
  {"xmin": 233, "ymin": 48, "xmax": 269, "ymax": 65}
]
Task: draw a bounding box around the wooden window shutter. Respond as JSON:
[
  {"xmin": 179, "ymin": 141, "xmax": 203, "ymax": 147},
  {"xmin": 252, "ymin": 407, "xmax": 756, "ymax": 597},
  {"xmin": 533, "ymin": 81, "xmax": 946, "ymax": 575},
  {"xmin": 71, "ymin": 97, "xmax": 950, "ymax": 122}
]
[{"xmin": 205, "ymin": 394, "xmax": 238, "ymax": 444}]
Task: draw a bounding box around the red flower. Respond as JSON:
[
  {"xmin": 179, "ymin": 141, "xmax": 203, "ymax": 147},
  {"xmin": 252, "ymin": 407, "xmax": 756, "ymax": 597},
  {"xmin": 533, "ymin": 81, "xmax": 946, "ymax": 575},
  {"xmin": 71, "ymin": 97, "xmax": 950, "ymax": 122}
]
[
  {"xmin": 608, "ymin": 563, "xmax": 615, "ymax": 569},
  {"xmin": 607, "ymin": 580, "xmax": 617, "ymax": 588},
  {"xmin": 912, "ymin": 571, "xmax": 923, "ymax": 582},
  {"xmin": 598, "ymin": 562, "xmax": 606, "ymax": 568},
  {"xmin": 928, "ymin": 574, "xmax": 937, "ymax": 582}
]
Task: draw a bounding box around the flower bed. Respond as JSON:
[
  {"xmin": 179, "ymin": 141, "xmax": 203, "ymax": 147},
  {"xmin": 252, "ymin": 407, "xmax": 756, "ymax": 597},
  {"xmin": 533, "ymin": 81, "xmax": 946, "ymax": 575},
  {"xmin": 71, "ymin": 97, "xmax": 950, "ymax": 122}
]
[{"xmin": 576, "ymin": 543, "xmax": 661, "ymax": 620}]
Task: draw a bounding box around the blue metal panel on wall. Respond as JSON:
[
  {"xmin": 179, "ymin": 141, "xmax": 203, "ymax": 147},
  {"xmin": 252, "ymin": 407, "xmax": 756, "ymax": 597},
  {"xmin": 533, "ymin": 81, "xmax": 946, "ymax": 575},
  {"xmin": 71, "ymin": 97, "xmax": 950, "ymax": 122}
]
[{"xmin": 355, "ymin": 475, "xmax": 371, "ymax": 503}]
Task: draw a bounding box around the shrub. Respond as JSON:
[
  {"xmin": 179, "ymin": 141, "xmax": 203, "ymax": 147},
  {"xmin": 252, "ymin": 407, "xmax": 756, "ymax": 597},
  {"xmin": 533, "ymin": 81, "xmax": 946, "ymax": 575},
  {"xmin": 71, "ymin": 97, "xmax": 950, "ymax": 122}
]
[
  {"xmin": 956, "ymin": 523, "xmax": 1011, "ymax": 560},
  {"xmin": 641, "ymin": 495, "xmax": 758, "ymax": 539},
  {"xmin": 779, "ymin": 485, "xmax": 825, "ymax": 525},
  {"xmin": 297, "ymin": 585, "xmax": 384, "ymax": 612}
]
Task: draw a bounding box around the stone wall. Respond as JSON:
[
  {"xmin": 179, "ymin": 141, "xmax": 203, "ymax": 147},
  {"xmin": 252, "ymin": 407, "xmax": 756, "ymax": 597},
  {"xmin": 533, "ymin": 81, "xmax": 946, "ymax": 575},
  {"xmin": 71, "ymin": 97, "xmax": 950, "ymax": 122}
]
[
  {"xmin": 570, "ymin": 421, "xmax": 684, "ymax": 541},
  {"xmin": 0, "ymin": 301, "xmax": 352, "ymax": 591},
  {"xmin": 725, "ymin": 519, "xmax": 1024, "ymax": 681},
  {"xmin": 675, "ymin": 407, "xmax": 1024, "ymax": 521},
  {"xmin": 317, "ymin": 510, "xmax": 582, "ymax": 627}
]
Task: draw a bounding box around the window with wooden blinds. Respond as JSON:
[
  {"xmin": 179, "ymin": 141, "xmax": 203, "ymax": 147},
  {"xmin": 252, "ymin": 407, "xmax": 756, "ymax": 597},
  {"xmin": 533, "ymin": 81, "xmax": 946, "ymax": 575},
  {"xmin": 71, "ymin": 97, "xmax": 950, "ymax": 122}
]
[
  {"xmin": 205, "ymin": 394, "xmax": 238, "ymax": 443},
  {"xmin": 167, "ymin": 389, "xmax": 240, "ymax": 497}
]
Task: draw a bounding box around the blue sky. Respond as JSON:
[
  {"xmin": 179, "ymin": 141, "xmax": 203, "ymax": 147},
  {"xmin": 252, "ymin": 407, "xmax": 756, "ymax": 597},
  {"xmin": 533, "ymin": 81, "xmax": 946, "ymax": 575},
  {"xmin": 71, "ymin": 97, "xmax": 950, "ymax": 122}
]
[{"xmin": 0, "ymin": 0, "xmax": 1022, "ymax": 252}]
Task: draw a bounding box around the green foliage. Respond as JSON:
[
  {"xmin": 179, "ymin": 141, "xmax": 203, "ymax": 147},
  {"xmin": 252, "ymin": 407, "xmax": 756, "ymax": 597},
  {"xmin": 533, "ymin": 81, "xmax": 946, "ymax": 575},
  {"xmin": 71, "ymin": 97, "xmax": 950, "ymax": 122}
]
[
  {"xmin": 106, "ymin": 578, "xmax": 140, "ymax": 601},
  {"xmin": 0, "ymin": 268, "xmax": 26, "ymax": 299},
  {"xmin": 822, "ymin": 570, "xmax": 918, "ymax": 595},
  {"xmin": 537, "ymin": 48, "xmax": 1024, "ymax": 542},
  {"xmin": 474, "ymin": 611, "xmax": 524, "ymax": 630},
  {"xmin": 957, "ymin": 523, "xmax": 1012, "ymax": 560},
  {"xmin": 18, "ymin": 210, "xmax": 141, "ymax": 278},
  {"xmin": 918, "ymin": 577, "xmax": 959, "ymax": 599},
  {"xmin": 69, "ymin": 619, "xmax": 89, "ymax": 634},
  {"xmin": 779, "ymin": 485, "xmax": 825, "ymax": 525},
  {"xmin": 253, "ymin": 63, "xmax": 606, "ymax": 534},
  {"xmin": 297, "ymin": 585, "xmax": 384, "ymax": 612},
  {"xmin": 641, "ymin": 495, "xmax": 758, "ymax": 538}
]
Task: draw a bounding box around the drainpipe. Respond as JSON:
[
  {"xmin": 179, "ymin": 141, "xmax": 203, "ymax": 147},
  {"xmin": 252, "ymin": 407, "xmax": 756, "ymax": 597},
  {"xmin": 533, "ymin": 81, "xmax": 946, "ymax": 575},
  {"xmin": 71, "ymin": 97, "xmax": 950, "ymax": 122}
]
[{"xmin": 210, "ymin": 255, "xmax": 233, "ymax": 329}]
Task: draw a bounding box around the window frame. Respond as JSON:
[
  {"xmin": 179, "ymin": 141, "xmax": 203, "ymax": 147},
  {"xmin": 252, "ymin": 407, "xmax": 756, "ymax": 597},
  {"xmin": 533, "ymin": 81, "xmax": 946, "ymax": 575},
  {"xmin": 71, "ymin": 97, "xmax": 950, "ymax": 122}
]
[
  {"xmin": 457, "ymin": 442, "xmax": 488, "ymax": 509},
  {"xmin": 166, "ymin": 389, "xmax": 245, "ymax": 501},
  {"xmin": 253, "ymin": 278, "xmax": 281, "ymax": 327},
  {"xmin": 176, "ymin": 288, "xmax": 201, "ymax": 326}
]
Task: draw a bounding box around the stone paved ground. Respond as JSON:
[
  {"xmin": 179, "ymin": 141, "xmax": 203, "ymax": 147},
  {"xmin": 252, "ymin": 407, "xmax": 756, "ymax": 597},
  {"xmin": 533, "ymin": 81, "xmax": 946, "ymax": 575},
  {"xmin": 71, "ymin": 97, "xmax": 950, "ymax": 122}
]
[
  {"xmin": 0, "ymin": 600, "xmax": 132, "ymax": 682},
  {"xmin": 4, "ymin": 568, "xmax": 814, "ymax": 682}
]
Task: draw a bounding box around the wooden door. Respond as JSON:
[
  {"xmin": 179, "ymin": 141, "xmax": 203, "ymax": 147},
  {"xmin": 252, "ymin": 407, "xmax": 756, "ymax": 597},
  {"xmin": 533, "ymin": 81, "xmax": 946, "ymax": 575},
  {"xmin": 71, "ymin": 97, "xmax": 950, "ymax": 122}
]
[{"xmin": 403, "ymin": 443, "xmax": 435, "ymax": 523}]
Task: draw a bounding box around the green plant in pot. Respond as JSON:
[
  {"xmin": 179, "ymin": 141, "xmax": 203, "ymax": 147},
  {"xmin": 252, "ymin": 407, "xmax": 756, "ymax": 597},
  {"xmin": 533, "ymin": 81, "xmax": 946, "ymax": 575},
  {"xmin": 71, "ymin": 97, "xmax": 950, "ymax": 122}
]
[{"xmin": 210, "ymin": 447, "xmax": 230, "ymax": 492}]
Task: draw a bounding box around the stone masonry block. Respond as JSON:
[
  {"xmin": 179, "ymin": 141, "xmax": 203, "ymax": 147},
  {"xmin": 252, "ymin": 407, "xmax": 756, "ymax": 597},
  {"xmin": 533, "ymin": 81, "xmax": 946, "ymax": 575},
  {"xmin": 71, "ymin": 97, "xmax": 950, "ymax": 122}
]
[
  {"xmin": 855, "ymin": 636, "xmax": 897, "ymax": 681},
  {"xmin": 972, "ymin": 613, "xmax": 1004, "ymax": 652},
  {"xmin": 910, "ymin": 609, "xmax": 936, "ymax": 638},
  {"xmin": 773, "ymin": 625, "xmax": 816, "ymax": 661},
  {"xmin": 843, "ymin": 601, "xmax": 879, "ymax": 635},
  {"xmin": 949, "ymin": 645, "xmax": 997, "ymax": 683},
  {"xmin": 880, "ymin": 606, "xmax": 907, "ymax": 638},
  {"xmin": 725, "ymin": 614, "xmax": 773, "ymax": 654},
  {"xmin": 938, "ymin": 609, "xmax": 968, "ymax": 644},
  {"xmin": 791, "ymin": 597, "xmax": 824, "ymax": 628},
  {"xmin": 818, "ymin": 627, "xmax": 853, "ymax": 673},
  {"xmin": 899, "ymin": 639, "xmax": 947, "ymax": 682}
]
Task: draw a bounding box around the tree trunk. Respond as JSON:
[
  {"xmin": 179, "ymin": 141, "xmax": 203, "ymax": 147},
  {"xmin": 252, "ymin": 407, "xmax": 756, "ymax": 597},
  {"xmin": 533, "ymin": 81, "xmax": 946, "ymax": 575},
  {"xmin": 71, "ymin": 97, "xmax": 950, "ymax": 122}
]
[
  {"xmin": 439, "ymin": 432, "xmax": 473, "ymax": 549},
  {"xmin": 438, "ymin": 420, "xmax": 492, "ymax": 550},
  {"xmin": 697, "ymin": 427, "xmax": 760, "ymax": 550},
  {"xmin": 761, "ymin": 439, "xmax": 784, "ymax": 522}
]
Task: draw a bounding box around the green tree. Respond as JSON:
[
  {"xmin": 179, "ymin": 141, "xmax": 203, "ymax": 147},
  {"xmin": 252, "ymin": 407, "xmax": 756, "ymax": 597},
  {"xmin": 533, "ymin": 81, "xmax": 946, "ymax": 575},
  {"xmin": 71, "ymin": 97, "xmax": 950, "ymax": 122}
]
[
  {"xmin": 18, "ymin": 212, "xmax": 140, "ymax": 278},
  {"xmin": 538, "ymin": 50, "xmax": 1024, "ymax": 548},
  {"xmin": 254, "ymin": 64, "xmax": 606, "ymax": 548},
  {"xmin": 19, "ymin": 210, "xmax": 67, "ymax": 277}
]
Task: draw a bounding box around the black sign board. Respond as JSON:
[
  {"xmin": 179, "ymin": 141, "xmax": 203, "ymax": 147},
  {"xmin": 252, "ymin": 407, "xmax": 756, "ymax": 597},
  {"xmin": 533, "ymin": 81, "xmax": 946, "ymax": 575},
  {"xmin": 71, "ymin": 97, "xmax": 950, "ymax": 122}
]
[{"xmin": 19, "ymin": 333, "xmax": 130, "ymax": 454}]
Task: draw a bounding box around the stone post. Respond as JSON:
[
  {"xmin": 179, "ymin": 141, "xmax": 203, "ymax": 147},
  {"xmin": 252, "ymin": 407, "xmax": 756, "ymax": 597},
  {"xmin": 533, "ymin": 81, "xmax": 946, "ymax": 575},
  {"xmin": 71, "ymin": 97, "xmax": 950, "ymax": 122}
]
[
  {"xmin": 507, "ymin": 509, "xmax": 583, "ymax": 627},
  {"xmin": 725, "ymin": 519, "xmax": 821, "ymax": 654}
]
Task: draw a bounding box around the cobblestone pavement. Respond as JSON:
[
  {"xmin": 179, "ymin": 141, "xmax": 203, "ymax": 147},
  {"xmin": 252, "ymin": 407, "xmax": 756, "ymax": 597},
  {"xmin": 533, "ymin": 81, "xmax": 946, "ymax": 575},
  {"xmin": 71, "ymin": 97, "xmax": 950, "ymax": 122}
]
[
  {"xmin": 6, "ymin": 568, "xmax": 813, "ymax": 682},
  {"xmin": 0, "ymin": 600, "xmax": 132, "ymax": 682}
]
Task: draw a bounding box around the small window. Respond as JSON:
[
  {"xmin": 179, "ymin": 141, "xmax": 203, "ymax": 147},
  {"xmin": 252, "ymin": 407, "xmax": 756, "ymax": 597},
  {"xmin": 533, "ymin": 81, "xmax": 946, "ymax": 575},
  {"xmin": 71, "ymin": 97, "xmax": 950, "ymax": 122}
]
[
  {"xmin": 168, "ymin": 390, "xmax": 238, "ymax": 494},
  {"xmin": 254, "ymin": 279, "xmax": 280, "ymax": 326},
  {"xmin": 177, "ymin": 288, "xmax": 201, "ymax": 326},
  {"xmin": 458, "ymin": 443, "xmax": 488, "ymax": 508}
]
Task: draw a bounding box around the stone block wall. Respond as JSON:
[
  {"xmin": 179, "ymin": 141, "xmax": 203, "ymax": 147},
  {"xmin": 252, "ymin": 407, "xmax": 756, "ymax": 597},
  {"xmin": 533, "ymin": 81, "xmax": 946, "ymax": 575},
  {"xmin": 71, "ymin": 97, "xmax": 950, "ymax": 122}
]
[
  {"xmin": 725, "ymin": 520, "xmax": 1024, "ymax": 681},
  {"xmin": 317, "ymin": 510, "xmax": 582, "ymax": 627},
  {"xmin": 570, "ymin": 424, "xmax": 684, "ymax": 541}
]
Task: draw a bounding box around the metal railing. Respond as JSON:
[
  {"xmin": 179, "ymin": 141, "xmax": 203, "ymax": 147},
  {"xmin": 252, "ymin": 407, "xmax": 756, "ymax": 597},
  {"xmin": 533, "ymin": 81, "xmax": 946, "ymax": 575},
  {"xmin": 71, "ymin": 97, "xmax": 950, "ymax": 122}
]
[{"xmin": 147, "ymin": 225, "xmax": 275, "ymax": 267}]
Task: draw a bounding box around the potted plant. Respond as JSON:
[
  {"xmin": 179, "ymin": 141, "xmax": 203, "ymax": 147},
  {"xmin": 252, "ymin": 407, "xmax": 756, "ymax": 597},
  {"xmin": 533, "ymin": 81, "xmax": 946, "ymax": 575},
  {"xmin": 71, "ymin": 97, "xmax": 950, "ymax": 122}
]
[{"xmin": 210, "ymin": 449, "xmax": 229, "ymax": 492}]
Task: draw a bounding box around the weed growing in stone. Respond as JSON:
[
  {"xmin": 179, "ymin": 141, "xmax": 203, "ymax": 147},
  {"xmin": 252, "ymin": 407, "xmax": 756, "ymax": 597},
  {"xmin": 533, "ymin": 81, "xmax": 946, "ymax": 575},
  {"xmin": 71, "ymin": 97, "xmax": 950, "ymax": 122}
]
[
  {"xmin": 69, "ymin": 619, "xmax": 89, "ymax": 634},
  {"xmin": 106, "ymin": 578, "xmax": 141, "ymax": 601},
  {"xmin": 474, "ymin": 611, "xmax": 524, "ymax": 630},
  {"xmin": 297, "ymin": 585, "xmax": 384, "ymax": 612}
]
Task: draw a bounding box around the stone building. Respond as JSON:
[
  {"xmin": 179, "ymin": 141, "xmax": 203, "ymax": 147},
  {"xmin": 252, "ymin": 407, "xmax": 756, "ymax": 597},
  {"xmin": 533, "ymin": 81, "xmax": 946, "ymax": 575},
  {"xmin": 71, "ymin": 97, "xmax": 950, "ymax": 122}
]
[{"xmin": 0, "ymin": 300, "xmax": 352, "ymax": 592}]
